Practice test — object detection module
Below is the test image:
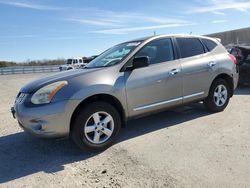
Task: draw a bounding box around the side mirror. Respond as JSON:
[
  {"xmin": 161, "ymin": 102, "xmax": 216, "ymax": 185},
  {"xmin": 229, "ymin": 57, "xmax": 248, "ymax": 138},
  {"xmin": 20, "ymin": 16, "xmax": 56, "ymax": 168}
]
[{"xmin": 132, "ymin": 56, "xmax": 149, "ymax": 69}]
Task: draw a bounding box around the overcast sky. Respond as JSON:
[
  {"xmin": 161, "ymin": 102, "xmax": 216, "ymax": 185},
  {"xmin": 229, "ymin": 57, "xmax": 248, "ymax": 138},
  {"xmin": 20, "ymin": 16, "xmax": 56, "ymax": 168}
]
[{"xmin": 0, "ymin": 0, "xmax": 250, "ymax": 62}]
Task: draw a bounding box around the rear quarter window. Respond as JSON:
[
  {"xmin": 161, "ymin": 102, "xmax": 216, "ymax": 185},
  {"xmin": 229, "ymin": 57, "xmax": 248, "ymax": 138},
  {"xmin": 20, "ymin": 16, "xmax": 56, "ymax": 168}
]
[
  {"xmin": 176, "ymin": 38, "xmax": 205, "ymax": 58},
  {"xmin": 201, "ymin": 39, "xmax": 218, "ymax": 52}
]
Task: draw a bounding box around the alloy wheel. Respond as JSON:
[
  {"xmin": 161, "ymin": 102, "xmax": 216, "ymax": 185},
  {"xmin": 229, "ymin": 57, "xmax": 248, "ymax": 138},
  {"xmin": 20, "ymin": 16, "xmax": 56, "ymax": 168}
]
[
  {"xmin": 84, "ymin": 111, "xmax": 114, "ymax": 144},
  {"xmin": 213, "ymin": 84, "xmax": 228, "ymax": 107}
]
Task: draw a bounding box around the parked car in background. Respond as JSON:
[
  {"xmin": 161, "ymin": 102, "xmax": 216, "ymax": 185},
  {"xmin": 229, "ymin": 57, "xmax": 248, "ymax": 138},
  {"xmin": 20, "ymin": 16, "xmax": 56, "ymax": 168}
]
[
  {"xmin": 59, "ymin": 57, "xmax": 87, "ymax": 71},
  {"xmin": 83, "ymin": 55, "xmax": 98, "ymax": 64},
  {"xmin": 11, "ymin": 34, "xmax": 238, "ymax": 151},
  {"xmin": 230, "ymin": 46, "xmax": 250, "ymax": 86}
]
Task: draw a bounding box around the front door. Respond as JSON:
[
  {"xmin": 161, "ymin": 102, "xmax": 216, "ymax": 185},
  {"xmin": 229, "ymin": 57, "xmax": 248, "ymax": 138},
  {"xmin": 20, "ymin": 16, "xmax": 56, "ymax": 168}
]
[{"xmin": 125, "ymin": 38, "xmax": 182, "ymax": 117}]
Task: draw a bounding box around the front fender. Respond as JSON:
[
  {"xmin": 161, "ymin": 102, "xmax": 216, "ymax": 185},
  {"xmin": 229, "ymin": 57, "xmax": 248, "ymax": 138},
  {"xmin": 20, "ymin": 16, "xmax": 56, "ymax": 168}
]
[
  {"xmin": 70, "ymin": 84, "xmax": 123, "ymax": 101},
  {"xmin": 69, "ymin": 77, "xmax": 128, "ymax": 117}
]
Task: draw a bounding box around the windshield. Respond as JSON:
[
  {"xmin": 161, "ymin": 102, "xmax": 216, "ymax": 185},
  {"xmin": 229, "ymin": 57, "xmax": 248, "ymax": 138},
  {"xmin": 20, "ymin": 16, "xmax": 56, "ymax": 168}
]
[
  {"xmin": 85, "ymin": 41, "xmax": 141, "ymax": 68},
  {"xmin": 66, "ymin": 59, "xmax": 73, "ymax": 65}
]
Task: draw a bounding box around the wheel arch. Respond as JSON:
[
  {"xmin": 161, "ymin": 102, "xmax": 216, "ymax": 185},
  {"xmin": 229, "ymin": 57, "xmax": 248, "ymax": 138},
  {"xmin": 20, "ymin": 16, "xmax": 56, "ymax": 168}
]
[
  {"xmin": 70, "ymin": 94, "xmax": 126, "ymax": 133},
  {"xmin": 211, "ymin": 73, "xmax": 234, "ymax": 97}
]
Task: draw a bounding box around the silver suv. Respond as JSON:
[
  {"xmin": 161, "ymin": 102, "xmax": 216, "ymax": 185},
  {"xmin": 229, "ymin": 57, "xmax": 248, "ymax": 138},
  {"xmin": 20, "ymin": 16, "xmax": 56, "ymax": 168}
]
[{"xmin": 11, "ymin": 35, "xmax": 239, "ymax": 151}]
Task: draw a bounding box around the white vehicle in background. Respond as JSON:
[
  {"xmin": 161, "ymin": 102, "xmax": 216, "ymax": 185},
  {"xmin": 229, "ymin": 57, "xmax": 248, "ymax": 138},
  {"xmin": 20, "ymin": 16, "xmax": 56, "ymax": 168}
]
[{"xmin": 59, "ymin": 58, "xmax": 87, "ymax": 71}]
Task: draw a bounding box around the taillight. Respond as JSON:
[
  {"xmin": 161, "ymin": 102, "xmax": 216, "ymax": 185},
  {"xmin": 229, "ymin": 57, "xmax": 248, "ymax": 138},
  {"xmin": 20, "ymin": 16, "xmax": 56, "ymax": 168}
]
[{"xmin": 228, "ymin": 54, "xmax": 237, "ymax": 65}]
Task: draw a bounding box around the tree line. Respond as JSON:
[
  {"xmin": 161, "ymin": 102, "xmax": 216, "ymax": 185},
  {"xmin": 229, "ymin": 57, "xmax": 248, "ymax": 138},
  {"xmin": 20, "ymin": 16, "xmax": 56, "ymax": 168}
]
[{"xmin": 0, "ymin": 59, "xmax": 65, "ymax": 68}]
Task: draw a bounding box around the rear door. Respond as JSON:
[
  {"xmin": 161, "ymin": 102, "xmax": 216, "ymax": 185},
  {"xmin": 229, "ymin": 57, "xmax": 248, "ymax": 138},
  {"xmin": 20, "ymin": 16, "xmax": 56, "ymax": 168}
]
[
  {"xmin": 176, "ymin": 37, "xmax": 217, "ymax": 103},
  {"xmin": 125, "ymin": 38, "xmax": 182, "ymax": 116}
]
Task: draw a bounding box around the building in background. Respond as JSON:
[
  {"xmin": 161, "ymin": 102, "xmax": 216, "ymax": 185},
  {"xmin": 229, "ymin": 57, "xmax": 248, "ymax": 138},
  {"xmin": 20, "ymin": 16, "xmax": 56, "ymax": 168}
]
[{"xmin": 207, "ymin": 27, "xmax": 250, "ymax": 50}]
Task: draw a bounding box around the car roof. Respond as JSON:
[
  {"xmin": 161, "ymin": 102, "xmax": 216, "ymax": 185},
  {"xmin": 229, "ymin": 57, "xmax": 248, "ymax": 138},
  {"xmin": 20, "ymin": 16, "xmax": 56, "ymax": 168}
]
[{"xmin": 127, "ymin": 34, "xmax": 218, "ymax": 43}]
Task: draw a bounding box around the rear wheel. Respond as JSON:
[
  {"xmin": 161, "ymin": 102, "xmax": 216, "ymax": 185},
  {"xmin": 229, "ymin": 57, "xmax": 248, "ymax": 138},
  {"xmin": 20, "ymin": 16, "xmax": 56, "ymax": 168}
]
[
  {"xmin": 71, "ymin": 101, "xmax": 121, "ymax": 151},
  {"xmin": 204, "ymin": 79, "xmax": 230, "ymax": 112}
]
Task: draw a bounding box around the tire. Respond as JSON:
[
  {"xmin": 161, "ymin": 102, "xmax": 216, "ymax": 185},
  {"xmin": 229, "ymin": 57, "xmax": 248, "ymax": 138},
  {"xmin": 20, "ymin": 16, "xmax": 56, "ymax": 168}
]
[
  {"xmin": 71, "ymin": 101, "xmax": 121, "ymax": 151},
  {"xmin": 204, "ymin": 79, "xmax": 230, "ymax": 113}
]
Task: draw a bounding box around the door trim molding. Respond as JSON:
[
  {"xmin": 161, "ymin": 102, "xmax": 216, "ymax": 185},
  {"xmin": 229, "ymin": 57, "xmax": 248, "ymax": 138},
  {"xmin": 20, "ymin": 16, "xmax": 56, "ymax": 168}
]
[
  {"xmin": 183, "ymin": 92, "xmax": 205, "ymax": 99},
  {"xmin": 133, "ymin": 92, "xmax": 204, "ymax": 111}
]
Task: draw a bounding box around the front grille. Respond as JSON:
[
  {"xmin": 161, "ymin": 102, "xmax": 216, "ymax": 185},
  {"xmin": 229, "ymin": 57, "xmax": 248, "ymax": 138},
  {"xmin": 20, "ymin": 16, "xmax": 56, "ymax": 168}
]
[{"xmin": 15, "ymin": 93, "xmax": 27, "ymax": 104}]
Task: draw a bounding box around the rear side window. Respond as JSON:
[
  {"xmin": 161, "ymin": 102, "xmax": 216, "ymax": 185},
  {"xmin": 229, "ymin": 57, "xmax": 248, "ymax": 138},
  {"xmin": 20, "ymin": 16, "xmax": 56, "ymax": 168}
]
[
  {"xmin": 202, "ymin": 39, "xmax": 218, "ymax": 51},
  {"xmin": 176, "ymin": 38, "xmax": 205, "ymax": 58}
]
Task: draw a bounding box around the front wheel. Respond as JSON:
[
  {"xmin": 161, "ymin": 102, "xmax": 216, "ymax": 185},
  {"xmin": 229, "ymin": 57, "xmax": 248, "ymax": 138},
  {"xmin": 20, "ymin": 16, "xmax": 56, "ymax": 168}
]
[
  {"xmin": 71, "ymin": 101, "xmax": 121, "ymax": 151},
  {"xmin": 204, "ymin": 79, "xmax": 230, "ymax": 112}
]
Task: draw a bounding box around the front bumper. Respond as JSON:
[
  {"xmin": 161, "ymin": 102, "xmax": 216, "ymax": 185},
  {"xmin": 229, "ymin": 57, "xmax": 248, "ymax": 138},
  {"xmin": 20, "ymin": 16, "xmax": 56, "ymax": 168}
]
[{"xmin": 11, "ymin": 96, "xmax": 79, "ymax": 138}]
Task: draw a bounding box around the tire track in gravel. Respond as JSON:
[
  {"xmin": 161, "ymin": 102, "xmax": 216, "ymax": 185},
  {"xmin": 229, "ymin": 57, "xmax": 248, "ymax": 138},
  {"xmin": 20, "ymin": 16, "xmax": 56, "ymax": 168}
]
[{"xmin": 81, "ymin": 146, "xmax": 178, "ymax": 188}]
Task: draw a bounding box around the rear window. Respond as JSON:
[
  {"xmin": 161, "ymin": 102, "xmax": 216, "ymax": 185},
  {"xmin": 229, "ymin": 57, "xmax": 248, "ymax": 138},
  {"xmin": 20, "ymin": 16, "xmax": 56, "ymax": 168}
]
[
  {"xmin": 230, "ymin": 48, "xmax": 238, "ymax": 57},
  {"xmin": 202, "ymin": 39, "xmax": 218, "ymax": 51},
  {"xmin": 246, "ymin": 54, "xmax": 250, "ymax": 61},
  {"xmin": 176, "ymin": 38, "xmax": 205, "ymax": 58},
  {"xmin": 66, "ymin": 59, "xmax": 73, "ymax": 64}
]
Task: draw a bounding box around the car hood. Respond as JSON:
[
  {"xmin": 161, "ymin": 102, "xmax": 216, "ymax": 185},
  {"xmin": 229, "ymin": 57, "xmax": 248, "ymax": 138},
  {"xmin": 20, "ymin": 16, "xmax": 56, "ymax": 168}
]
[{"xmin": 21, "ymin": 68, "xmax": 99, "ymax": 93}]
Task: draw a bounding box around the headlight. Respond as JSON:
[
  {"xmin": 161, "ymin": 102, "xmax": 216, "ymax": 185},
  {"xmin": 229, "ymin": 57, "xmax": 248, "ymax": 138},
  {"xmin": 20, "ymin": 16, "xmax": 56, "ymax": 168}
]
[{"xmin": 31, "ymin": 81, "xmax": 68, "ymax": 104}]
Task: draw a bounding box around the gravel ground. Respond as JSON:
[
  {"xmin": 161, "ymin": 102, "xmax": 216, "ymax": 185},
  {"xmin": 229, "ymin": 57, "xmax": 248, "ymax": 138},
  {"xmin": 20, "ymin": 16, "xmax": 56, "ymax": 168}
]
[{"xmin": 0, "ymin": 73, "xmax": 250, "ymax": 188}]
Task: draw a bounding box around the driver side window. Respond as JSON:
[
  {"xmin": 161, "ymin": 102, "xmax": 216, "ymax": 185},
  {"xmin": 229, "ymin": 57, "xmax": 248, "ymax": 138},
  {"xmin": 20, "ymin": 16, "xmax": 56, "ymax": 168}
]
[{"xmin": 135, "ymin": 38, "xmax": 174, "ymax": 65}]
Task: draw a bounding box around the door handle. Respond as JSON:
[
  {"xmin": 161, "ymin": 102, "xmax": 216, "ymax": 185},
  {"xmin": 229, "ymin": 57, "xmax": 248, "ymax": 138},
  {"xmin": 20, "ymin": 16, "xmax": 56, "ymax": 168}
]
[
  {"xmin": 208, "ymin": 61, "xmax": 216, "ymax": 67},
  {"xmin": 169, "ymin": 69, "xmax": 180, "ymax": 75}
]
